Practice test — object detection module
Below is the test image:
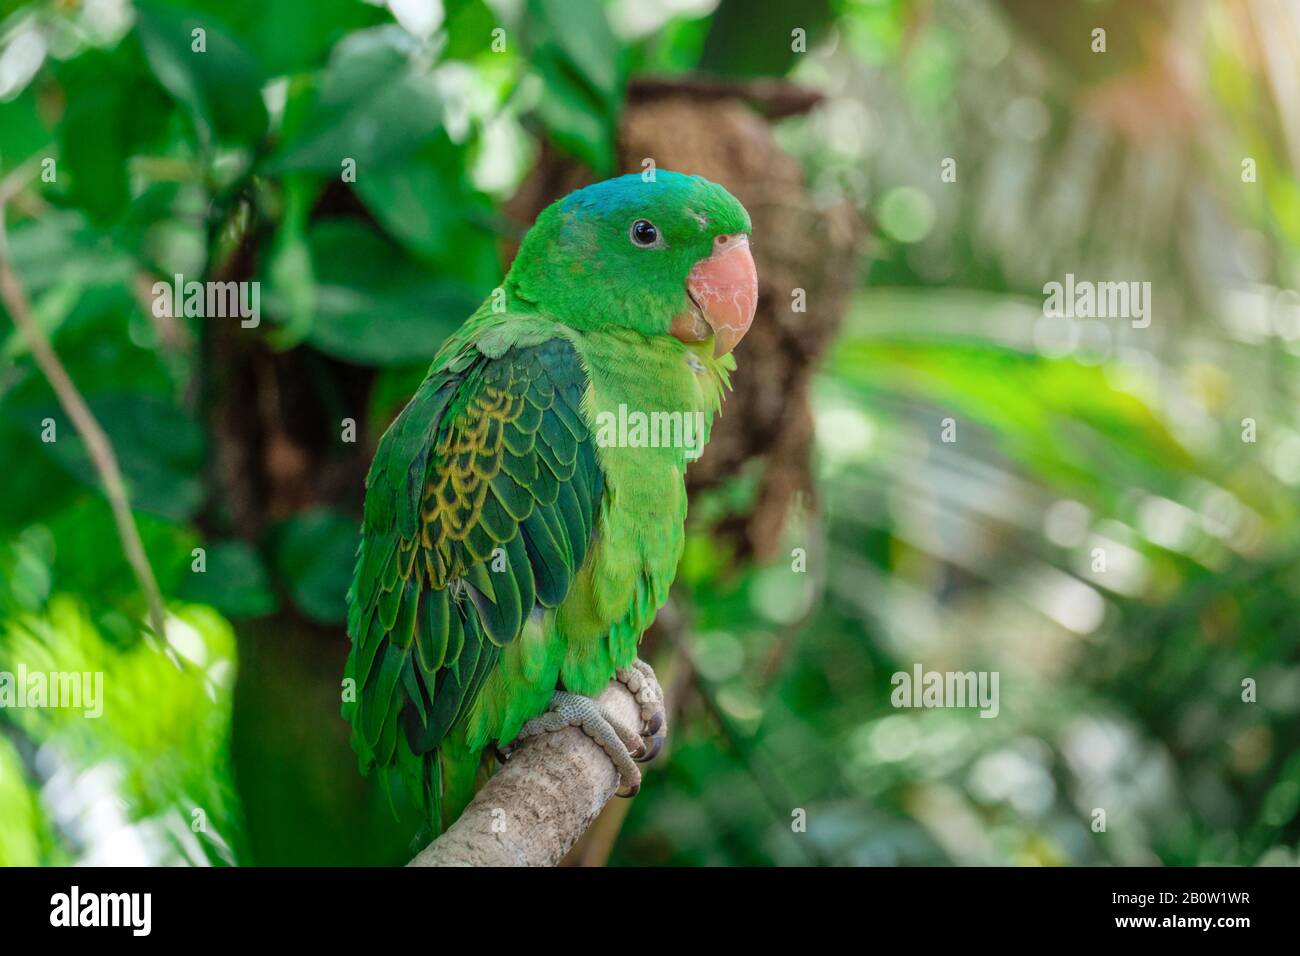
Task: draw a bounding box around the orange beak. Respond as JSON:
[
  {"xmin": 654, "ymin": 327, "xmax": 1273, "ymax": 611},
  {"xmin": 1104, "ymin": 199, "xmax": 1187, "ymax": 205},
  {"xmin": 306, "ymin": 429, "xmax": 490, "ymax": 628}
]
[{"xmin": 670, "ymin": 234, "xmax": 758, "ymax": 357}]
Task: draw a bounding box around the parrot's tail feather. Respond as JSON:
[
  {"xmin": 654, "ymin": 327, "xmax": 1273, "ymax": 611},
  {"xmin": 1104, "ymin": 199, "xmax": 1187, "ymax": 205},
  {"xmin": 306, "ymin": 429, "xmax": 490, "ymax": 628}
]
[
  {"xmin": 426, "ymin": 748, "xmax": 444, "ymax": 837},
  {"xmin": 438, "ymin": 735, "xmax": 480, "ymax": 830}
]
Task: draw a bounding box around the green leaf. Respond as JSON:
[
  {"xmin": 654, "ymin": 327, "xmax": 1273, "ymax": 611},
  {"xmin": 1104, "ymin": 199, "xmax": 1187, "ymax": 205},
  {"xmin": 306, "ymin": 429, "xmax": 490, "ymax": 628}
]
[
  {"xmin": 269, "ymin": 508, "xmax": 358, "ymax": 624},
  {"xmin": 263, "ymin": 219, "xmax": 478, "ymax": 367},
  {"xmin": 52, "ymin": 46, "xmax": 171, "ymax": 223},
  {"xmin": 352, "ymin": 136, "xmax": 500, "ymax": 285},
  {"xmin": 32, "ymin": 497, "xmax": 198, "ymax": 609},
  {"xmin": 53, "ymin": 72, "xmax": 129, "ymax": 222},
  {"xmin": 1, "ymin": 214, "xmax": 136, "ymax": 296},
  {"xmin": 179, "ymin": 541, "xmax": 280, "ymax": 619},
  {"xmin": 151, "ymin": 0, "xmax": 389, "ymax": 77},
  {"xmin": 525, "ymin": 0, "xmax": 621, "ymax": 173},
  {"xmin": 267, "ymin": 26, "xmax": 442, "ymax": 174},
  {"xmin": 0, "ymin": 89, "xmax": 50, "ymax": 169},
  {"xmin": 0, "ymin": 591, "xmax": 244, "ymax": 865},
  {"xmin": 22, "ymin": 395, "xmax": 205, "ymax": 521},
  {"xmin": 135, "ymin": 2, "xmax": 269, "ymax": 147},
  {"xmin": 698, "ymin": 0, "xmax": 835, "ymax": 77},
  {"xmin": 353, "ymin": 143, "xmax": 462, "ymax": 259},
  {"xmin": 0, "ymin": 413, "xmax": 81, "ymax": 534},
  {"xmin": 0, "ymin": 526, "xmax": 55, "ymax": 616},
  {"xmin": 530, "ymin": 0, "xmax": 618, "ymax": 98},
  {"xmin": 443, "ymin": 0, "xmax": 499, "ymax": 61},
  {"xmin": 263, "ymin": 175, "xmax": 319, "ymax": 349}
]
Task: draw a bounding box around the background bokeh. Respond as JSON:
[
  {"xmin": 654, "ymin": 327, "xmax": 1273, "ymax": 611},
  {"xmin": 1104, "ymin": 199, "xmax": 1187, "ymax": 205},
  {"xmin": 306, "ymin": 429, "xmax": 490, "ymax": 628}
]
[{"xmin": 1, "ymin": 0, "xmax": 1298, "ymax": 866}]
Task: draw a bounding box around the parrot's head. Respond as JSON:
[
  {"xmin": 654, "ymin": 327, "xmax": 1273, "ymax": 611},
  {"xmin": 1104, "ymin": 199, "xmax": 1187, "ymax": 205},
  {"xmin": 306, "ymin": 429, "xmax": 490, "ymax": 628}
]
[{"xmin": 508, "ymin": 171, "xmax": 758, "ymax": 357}]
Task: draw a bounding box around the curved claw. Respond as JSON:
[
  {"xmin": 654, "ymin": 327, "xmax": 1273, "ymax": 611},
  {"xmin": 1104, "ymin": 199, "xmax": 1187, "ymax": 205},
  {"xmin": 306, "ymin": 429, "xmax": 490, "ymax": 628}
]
[
  {"xmin": 634, "ymin": 733, "xmax": 664, "ymax": 763},
  {"xmin": 616, "ymin": 780, "xmax": 641, "ymax": 798},
  {"xmin": 643, "ymin": 709, "xmax": 665, "ymax": 737}
]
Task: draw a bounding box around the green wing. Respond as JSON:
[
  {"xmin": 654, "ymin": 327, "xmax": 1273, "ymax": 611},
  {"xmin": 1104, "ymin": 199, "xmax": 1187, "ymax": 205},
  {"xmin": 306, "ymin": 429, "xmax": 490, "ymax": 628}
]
[{"xmin": 343, "ymin": 335, "xmax": 604, "ymax": 823}]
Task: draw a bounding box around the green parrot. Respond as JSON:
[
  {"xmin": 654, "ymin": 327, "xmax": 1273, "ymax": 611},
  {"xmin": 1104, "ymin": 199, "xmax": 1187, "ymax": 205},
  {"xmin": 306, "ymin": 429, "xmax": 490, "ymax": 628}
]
[{"xmin": 343, "ymin": 170, "xmax": 758, "ymax": 832}]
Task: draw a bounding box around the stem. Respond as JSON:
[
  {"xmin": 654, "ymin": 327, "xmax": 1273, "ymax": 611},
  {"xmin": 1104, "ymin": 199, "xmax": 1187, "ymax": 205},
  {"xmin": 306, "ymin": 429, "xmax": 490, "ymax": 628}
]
[{"xmin": 0, "ymin": 216, "xmax": 168, "ymax": 644}]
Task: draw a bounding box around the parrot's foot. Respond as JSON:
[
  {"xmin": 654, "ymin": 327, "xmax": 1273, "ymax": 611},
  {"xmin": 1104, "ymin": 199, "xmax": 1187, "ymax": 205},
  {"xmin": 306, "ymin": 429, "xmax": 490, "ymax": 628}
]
[
  {"xmin": 616, "ymin": 659, "xmax": 668, "ymax": 763},
  {"xmin": 508, "ymin": 691, "xmax": 644, "ymax": 797}
]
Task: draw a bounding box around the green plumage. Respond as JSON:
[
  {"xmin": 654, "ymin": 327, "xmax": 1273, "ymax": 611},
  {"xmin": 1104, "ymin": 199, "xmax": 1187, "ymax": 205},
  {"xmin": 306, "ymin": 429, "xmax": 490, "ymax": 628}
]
[{"xmin": 343, "ymin": 171, "xmax": 752, "ymax": 831}]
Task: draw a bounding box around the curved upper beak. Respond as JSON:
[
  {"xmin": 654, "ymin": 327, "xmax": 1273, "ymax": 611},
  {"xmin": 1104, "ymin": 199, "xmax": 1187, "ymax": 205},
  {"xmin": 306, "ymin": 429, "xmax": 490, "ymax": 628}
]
[{"xmin": 670, "ymin": 234, "xmax": 758, "ymax": 357}]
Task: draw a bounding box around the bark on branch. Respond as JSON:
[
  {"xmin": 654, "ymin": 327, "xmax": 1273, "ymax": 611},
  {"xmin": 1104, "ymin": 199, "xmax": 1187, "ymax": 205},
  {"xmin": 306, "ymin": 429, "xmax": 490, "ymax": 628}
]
[{"xmin": 408, "ymin": 680, "xmax": 643, "ymax": 867}]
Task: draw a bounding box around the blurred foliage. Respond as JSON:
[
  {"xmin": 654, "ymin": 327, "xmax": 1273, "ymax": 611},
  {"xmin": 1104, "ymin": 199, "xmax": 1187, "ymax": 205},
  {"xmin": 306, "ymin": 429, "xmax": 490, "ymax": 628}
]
[{"xmin": 1, "ymin": 0, "xmax": 1298, "ymax": 867}]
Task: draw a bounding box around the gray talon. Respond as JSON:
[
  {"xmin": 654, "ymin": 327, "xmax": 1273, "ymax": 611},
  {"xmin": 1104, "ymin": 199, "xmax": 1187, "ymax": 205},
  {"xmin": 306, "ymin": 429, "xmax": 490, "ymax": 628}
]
[
  {"xmin": 508, "ymin": 664, "xmax": 669, "ymax": 796},
  {"xmin": 617, "ymin": 660, "xmax": 669, "ymax": 763},
  {"xmin": 509, "ymin": 690, "xmax": 643, "ymax": 795},
  {"xmin": 635, "ymin": 734, "xmax": 664, "ymax": 763}
]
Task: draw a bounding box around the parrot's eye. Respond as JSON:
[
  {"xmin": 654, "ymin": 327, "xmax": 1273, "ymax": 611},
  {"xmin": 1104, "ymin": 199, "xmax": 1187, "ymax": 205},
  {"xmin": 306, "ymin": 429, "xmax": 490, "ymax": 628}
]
[{"xmin": 629, "ymin": 219, "xmax": 660, "ymax": 247}]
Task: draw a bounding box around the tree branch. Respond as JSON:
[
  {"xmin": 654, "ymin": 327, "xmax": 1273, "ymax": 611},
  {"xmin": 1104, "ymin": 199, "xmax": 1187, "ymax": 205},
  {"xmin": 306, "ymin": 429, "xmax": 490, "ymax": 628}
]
[
  {"xmin": 408, "ymin": 680, "xmax": 645, "ymax": 867},
  {"xmin": 0, "ymin": 212, "xmax": 168, "ymax": 643}
]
